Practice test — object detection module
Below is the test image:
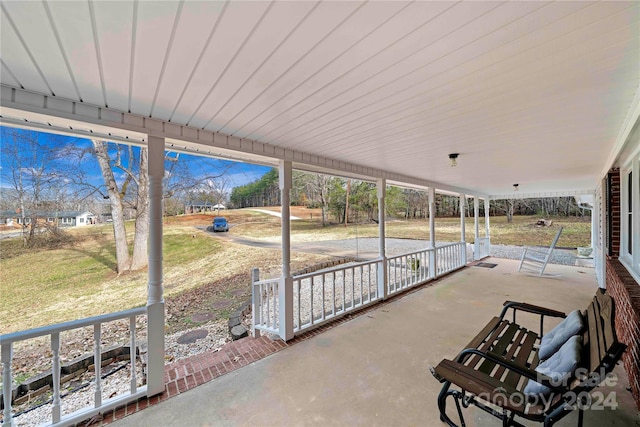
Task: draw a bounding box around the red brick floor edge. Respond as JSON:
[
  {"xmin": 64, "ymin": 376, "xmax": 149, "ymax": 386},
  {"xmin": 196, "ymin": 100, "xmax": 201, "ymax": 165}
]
[{"xmin": 78, "ymin": 269, "xmax": 460, "ymax": 426}]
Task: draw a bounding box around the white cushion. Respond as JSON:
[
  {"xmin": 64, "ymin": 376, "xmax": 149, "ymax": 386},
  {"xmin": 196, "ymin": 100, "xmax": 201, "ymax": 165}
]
[
  {"xmin": 524, "ymin": 335, "xmax": 582, "ymax": 397},
  {"xmin": 538, "ymin": 309, "xmax": 584, "ymax": 360}
]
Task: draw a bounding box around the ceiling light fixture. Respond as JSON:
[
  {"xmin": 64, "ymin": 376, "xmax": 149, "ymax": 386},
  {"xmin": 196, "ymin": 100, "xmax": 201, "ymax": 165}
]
[
  {"xmin": 513, "ymin": 183, "xmax": 519, "ymax": 191},
  {"xmin": 448, "ymin": 153, "xmax": 459, "ymax": 167}
]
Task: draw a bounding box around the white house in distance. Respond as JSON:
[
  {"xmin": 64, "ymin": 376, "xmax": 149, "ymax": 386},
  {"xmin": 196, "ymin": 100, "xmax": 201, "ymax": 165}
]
[{"xmin": 0, "ymin": 210, "xmax": 96, "ymax": 228}]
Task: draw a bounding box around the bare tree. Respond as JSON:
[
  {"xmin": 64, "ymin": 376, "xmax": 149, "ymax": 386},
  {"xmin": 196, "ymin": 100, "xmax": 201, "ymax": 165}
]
[
  {"xmin": 92, "ymin": 140, "xmax": 148, "ymax": 272},
  {"xmin": 1, "ymin": 128, "xmax": 64, "ymax": 246}
]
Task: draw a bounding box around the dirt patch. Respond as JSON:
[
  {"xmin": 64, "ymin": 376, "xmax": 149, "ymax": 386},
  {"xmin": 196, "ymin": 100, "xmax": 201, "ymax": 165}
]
[{"xmin": 258, "ymin": 206, "xmax": 323, "ymax": 221}]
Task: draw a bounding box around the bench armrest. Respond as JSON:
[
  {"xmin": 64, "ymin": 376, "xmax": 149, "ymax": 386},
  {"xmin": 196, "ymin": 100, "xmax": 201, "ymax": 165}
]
[
  {"xmin": 500, "ymin": 302, "xmax": 565, "ymax": 338},
  {"xmin": 500, "ymin": 301, "xmax": 566, "ymax": 319},
  {"xmin": 455, "ymin": 348, "xmax": 569, "ymax": 394}
]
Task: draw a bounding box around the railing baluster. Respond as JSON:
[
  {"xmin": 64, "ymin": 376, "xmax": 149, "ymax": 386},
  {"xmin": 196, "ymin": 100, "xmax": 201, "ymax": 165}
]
[
  {"xmin": 341, "ymin": 270, "xmax": 345, "ymax": 313},
  {"xmin": 130, "ymin": 316, "xmax": 137, "ymax": 393},
  {"xmin": 331, "ymin": 272, "xmax": 335, "ymax": 316},
  {"xmin": 309, "ymin": 277, "xmax": 314, "ymax": 325},
  {"xmin": 297, "ymin": 280, "xmax": 301, "ymax": 330},
  {"xmin": 350, "ymin": 267, "xmax": 355, "ymax": 309},
  {"xmin": 373, "ymin": 262, "xmax": 377, "ymax": 299},
  {"xmin": 94, "ymin": 324, "xmax": 102, "ymax": 408},
  {"xmin": 359, "ymin": 266, "xmax": 363, "ymax": 305},
  {"xmin": 2, "ymin": 342, "xmax": 14, "ymax": 427},
  {"xmin": 406, "ymin": 255, "xmax": 410, "ymax": 288},
  {"xmin": 51, "ymin": 331, "xmax": 61, "ymax": 422},
  {"xmin": 320, "ymin": 276, "xmax": 325, "ymax": 320},
  {"xmin": 266, "ymin": 284, "xmax": 271, "ymax": 328},
  {"xmin": 273, "ymin": 282, "xmax": 277, "ymax": 328}
]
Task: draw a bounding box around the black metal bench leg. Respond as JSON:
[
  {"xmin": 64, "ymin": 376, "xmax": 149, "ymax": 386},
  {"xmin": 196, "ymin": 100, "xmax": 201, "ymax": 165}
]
[
  {"xmin": 437, "ymin": 381, "xmax": 467, "ymax": 427},
  {"xmin": 438, "ymin": 381, "xmax": 457, "ymax": 426},
  {"xmin": 453, "ymin": 393, "xmax": 466, "ymax": 427},
  {"xmin": 577, "ymin": 407, "xmax": 584, "ymax": 427}
]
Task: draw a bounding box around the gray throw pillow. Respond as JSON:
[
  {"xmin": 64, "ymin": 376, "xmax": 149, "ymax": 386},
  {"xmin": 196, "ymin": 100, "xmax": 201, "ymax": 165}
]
[
  {"xmin": 538, "ymin": 309, "xmax": 583, "ymax": 360},
  {"xmin": 524, "ymin": 335, "xmax": 582, "ymax": 397}
]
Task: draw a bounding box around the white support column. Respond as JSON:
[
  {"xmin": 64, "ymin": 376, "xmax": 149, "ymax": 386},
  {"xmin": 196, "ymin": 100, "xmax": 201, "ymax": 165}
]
[
  {"xmin": 377, "ymin": 179, "xmax": 388, "ymax": 300},
  {"xmin": 596, "ymin": 181, "xmax": 606, "ymax": 288},
  {"xmin": 484, "ymin": 198, "xmax": 490, "ymax": 239},
  {"xmin": 474, "ymin": 196, "xmax": 480, "ymax": 261},
  {"xmin": 428, "ymin": 187, "xmax": 436, "ymax": 278},
  {"xmin": 279, "ymin": 160, "xmax": 294, "ymax": 340},
  {"xmin": 459, "ymin": 193, "xmax": 466, "ymax": 264},
  {"xmin": 146, "ymin": 135, "xmax": 165, "ymax": 395}
]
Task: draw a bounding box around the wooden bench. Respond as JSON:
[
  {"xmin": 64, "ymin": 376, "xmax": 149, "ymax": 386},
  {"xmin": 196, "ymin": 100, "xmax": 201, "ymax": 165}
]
[{"xmin": 432, "ymin": 289, "xmax": 626, "ymax": 427}]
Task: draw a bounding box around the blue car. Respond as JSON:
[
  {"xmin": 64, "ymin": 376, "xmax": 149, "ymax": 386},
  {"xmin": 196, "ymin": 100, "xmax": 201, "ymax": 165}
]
[{"xmin": 212, "ymin": 217, "xmax": 229, "ymax": 232}]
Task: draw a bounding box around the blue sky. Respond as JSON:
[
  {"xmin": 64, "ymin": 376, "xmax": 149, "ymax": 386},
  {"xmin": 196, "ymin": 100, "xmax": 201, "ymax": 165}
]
[{"xmin": 0, "ymin": 127, "xmax": 272, "ymax": 195}]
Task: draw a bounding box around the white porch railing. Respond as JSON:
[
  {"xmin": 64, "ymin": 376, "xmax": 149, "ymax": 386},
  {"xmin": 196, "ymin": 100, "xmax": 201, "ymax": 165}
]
[
  {"xmin": 252, "ymin": 243, "xmax": 469, "ymax": 339},
  {"xmin": 251, "ymin": 274, "xmax": 280, "ymax": 336},
  {"xmin": 0, "ymin": 308, "xmax": 147, "ymax": 427},
  {"xmin": 293, "ymin": 260, "xmax": 379, "ymax": 333},
  {"xmin": 435, "ymin": 242, "xmax": 466, "ymax": 276},
  {"xmin": 387, "ymin": 249, "xmax": 431, "ymax": 296},
  {"xmin": 474, "ymin": 237, "xmax": 491, "ymax": 260}
]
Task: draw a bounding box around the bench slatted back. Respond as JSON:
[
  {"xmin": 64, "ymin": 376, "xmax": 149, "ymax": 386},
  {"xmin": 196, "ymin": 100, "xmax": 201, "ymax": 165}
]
[{"xmin": 582, "ymin": 290, "xmax": 626, "ymax": 385}]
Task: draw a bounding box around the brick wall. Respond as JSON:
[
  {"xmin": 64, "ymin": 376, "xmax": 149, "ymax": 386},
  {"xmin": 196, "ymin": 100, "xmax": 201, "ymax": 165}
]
[
  {"xmin": 606, "ymin": 257, "xmax": 640, "ymax": 410},
  {"xmin": 607, "ymin": 169, "xmax": 621, "ymax": 256}
]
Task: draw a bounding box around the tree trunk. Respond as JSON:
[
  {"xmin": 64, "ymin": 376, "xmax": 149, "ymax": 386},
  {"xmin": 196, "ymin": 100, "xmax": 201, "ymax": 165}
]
[
  {"xmin": 506, "ymin": 199, "xmax": 515, "ymax": 223},
  {"xmin": 130, "ymin": 147, "xmax": 150, "ymax": 270},
  {"xmin": 93, "ymin": 140, "xmax": 131, "ymax": 273}
]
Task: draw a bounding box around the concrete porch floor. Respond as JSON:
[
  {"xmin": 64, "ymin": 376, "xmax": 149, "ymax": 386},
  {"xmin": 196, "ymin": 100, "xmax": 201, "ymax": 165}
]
[{"xmin": 111, "ymin": 258, "xmax": 639, "ymax": 427}]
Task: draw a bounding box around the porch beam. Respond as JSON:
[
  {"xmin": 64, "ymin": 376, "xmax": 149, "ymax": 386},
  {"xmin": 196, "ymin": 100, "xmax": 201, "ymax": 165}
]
[
  {"xmin": 146, "ymin": 135, "xmax": 165, "ymax": 396},
  {"xmin": 279, "ymin": 160, "xmax": 294, "ymax": 341},
  {"xmin": 0, "ymin": 87, "xmax": 484, "ymax": 198},
  {"xmin": 377, "ymin": 179, "xmax": 388, "ymax": 300},
  {"xmin": 489, "ymin": 189, "xmax": 594, "ymax": 199}
]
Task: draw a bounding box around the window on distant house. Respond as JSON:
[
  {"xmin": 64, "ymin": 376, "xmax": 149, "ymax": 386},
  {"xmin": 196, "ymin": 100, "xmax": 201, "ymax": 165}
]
[{"xmin": 80, "ymin": 218, "xmax": 84, "ymax": 223}]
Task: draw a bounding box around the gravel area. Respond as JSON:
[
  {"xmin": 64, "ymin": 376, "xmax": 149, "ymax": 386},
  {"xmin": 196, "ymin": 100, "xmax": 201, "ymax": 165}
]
[
  {"xmin": 489, "ymin": 244, "xmax": 582, "ymax": 266},
  {"xmin": 303, "ymin": 238, "xmax": 586, "ymax": 267},
  {"xmin": 7, "ymin": 316, "xmax": 251, "ymax": 427}
]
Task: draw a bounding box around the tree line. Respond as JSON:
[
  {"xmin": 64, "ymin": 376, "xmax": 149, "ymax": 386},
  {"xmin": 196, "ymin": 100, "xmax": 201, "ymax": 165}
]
[{"xmin": 230, "ymin": 168, "xmax": 591, "ymax": 225}]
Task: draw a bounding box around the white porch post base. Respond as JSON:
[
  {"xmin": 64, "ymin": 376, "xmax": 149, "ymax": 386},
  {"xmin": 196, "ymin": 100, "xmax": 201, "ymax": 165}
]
[
  {"xmin": 146, "ymin": 302, "xmax": 165, "ymax": 395},
  {"xmin": 279, "ymin": 276, "xmax": 294, "ymax": 341}
]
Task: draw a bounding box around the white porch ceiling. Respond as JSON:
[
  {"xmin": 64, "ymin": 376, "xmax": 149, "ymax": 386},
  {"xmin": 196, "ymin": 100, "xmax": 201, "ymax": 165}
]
[{"xmin": 1, "ymin": 1, "xmax": 638, "ymax": 197}]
